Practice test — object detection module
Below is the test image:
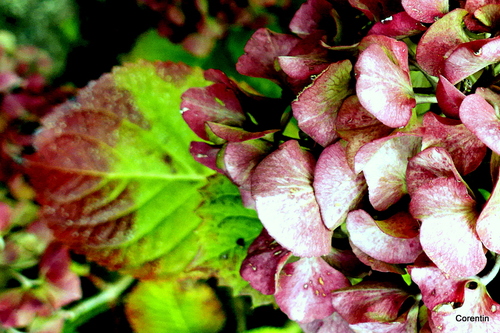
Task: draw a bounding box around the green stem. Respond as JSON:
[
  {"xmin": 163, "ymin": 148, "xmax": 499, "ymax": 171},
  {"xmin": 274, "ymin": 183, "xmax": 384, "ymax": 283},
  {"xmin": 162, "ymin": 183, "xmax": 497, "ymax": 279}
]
[
  {"xmin": 415, "ymin": 94, "xmax": 438, "ymax": 105},
  {"xmin": 63, "ymin": 275, "xmax": 135, "ymax": 331}
]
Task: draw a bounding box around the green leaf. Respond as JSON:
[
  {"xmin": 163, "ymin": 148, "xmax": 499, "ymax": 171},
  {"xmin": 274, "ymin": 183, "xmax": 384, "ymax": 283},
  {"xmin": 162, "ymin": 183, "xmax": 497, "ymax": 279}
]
[
  {"xmin": 125, "ymin": 279, "xmax": 226, "ymax": 333},
  {"xmin": 25, "ymin": 61, "xmax": 214, "ymax": 272}
]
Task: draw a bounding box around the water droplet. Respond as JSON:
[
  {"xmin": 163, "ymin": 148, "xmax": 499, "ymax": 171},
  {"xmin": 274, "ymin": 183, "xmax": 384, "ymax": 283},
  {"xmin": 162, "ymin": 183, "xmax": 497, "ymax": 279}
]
[
  {"xmin": 274, "ymin": 250, "xmax": 282, "ymax": 256},
  {"xmin": 249, "ymin": 263, "xmax": 257, "ymax": 271},
  {"xmin": 318, "ymin": 277, "xmax": 324, "ymax": 285},
  {"xmin": 474, "ymin": 48, "xmax": 482, "ymax": 56},
  {"xmin": 180, "ymin": 107, "xmax": 189, "ymax": 114},
  {"xmin": 492, "ymin": 305, "xmax": 497, "ymax": 312},
  {"xmin": 381, "ymin": 16, "xmax": 393, "ymax": 23},
  {"xmin": 196, "ymin": 154, "xmax": 207, "ymax": 158},
  {"xmin": 315, "ymin": 290, "xmax": 320, "ymax": 296},
  {"xmin": 304, "ymin": 284, "xmax": 309, "ymax": 289}
]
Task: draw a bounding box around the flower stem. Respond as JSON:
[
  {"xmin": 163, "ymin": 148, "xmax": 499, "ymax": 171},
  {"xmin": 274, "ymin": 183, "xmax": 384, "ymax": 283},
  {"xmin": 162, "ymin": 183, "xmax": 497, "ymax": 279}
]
[
  {"xmin": 415, "ymin": 94, "xmax": 438, "ymax": 105},
  {"xmin": 62, "ymin": 275, "xmax": 135, "ymax": 330}
]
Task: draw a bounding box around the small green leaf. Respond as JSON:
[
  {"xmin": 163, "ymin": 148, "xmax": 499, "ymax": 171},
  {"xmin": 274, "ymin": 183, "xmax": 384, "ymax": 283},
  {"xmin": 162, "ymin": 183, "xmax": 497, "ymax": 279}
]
[
  {"xmin": 245, "ymin": 321, "xmax": 303, "ymax": 333},
  {"xmin": 126, "ymin": 279, "xmax": 226, "ymax": 333},
  {"xmin": 402, "ymin": 271, "xmax": 412, "ymax": 286},
  {"xmin": 479, "ymin": 188, "xmax": 491, "ymax": 201}
]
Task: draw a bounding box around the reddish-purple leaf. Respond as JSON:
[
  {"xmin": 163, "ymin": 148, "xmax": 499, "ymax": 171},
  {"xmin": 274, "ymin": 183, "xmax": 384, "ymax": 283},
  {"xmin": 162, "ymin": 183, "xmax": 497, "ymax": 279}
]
[
  {"xmin": 240, "ymin": 228, "xmax": 292, "ymax": 295},
  {"xmin": 421, "ymin": 112, "xmax": 486, "ymax": 175},
  {"xmin": 275, "ymin": 257, "xmax": 350, "ymax": 323},
  {"xmin": 313, "ymin": 142, "xmax": 367, "ymax": 230},
  {"xmin": 443, "ymin": 36, "xmax": 500, "ymax": 84},
  {"xmin": 460, "ymin": 93, "xmax": 500, "ymax": 155},
  {"xmin": 331, "ymin": 281, "xmax": 411, "ymax": 324},
  {"xmin": 236, "ymin": 28, "xmax": 300, "ymax": 82},
  {"xmin": 368, "ymin": 11, "xmax": 427, "ymax": 39},
  {"xmin": 408, "ymin": 264, "xmax": 467, "ymax": 310},
  {"xmin": 355, "ymin": 135, "xmax": 422, "ymax": 211},
  {"xmin": 406, "ymin": 147, "xmax": 463, "ymax": 196},
  {"xmin": 251, "ymin": 140, "xmax": 332, "ymax": 257},
  {"xmin": 355, "ymin": 36, "xmax": 415, "ymax": 128},
  {"xmin": 409, "ymin": 177, "xmax": 486, "ymax": 277},
  {"xmin": 223, "ymin": 139, "xmax": 273, "ymax": 190},
  {"xmin": 292, "ymin": 60, "xmax": 353, "ymax": 147},
  {"xmin": 416, "ymin": 9, "xmax": 470, "ymax": 76},
  {"xmin": 181, "ymin": 83, "xmax": 246, "ymax": 141},
  {"xmin": 402, "ymin": 0, "xmax": 449, "ymax": 23},
  {"xmin": 429, "ymin": 279, "xmax": 500, "ymax": 332},
  {"xmin": 435, "ymin": 75, "xmax": 465, "ymax": 118},
  {"xmin": 347, "ymin": 210, "xmax": 422, "ymax": 264},
  {"xmin": 476, "ymin": 177, "xmax": 500, "ymax": 253}
]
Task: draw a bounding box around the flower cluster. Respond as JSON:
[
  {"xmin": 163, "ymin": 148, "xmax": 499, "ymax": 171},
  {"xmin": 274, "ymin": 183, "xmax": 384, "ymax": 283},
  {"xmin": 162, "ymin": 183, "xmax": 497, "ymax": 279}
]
[{"xmin": 181, "ymin": 0, "xmax": 500, "ymax": 331}]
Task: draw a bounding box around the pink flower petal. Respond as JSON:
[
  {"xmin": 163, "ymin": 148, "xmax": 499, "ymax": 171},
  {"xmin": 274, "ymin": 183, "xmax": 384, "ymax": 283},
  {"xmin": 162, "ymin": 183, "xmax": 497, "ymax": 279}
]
[
  {"xmin": 275, "ymin": 257, "xmax": 350, "ymax": 323},
  {"xmin": 251, "ymin": 140, "xmax": 332, "ymax": 257}
]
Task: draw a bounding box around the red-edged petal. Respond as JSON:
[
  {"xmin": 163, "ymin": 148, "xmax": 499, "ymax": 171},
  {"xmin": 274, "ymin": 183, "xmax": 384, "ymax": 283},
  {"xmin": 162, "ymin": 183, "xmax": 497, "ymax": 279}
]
[
  {"xmin": 443, "ymin": 36, "xmax": 500, "ymax": 85},
  {"xmin": 355, "ymin": 135, "xmax": 422, "ymax": 211},
  {"xmin": 435, "ymin": 75, "xmax": 465, "ymax": 118},
  {"xmin": 251, "ymin": 140, "xmax": 332, "ymax": 257},
  {"xmin": 275, "ymin": 257, "xmax": 350, "ymax": 323},
  {"xmin": 181, "ymin": 83, "xmax": 246, "ymax": 141},
  {"xmin": 476, "ymin": 177, "xmax": 500, "ymax": 253},
  {"xmin": 408, "ymin": 263, "xmax": 467, "ymax": 310},
  {"xmin": 335, "ymin": 95, "xmax": 393, "ymax": 169},
  {"xmin": 347, "ymin": 210, "xmax": 422, "ymax": 264},
  {"xmin": 368, "ymin": 11, "xmax": 427, "ymax": 38},
  {"xmin": 223, "ymin": 139, "xmax": 273, "ymax": 190},
  {"xmin": 406, "ymin": 147, "xmax": 463, "ymax": 196},
  {"xmin": 313, "ymin": 142, "xmax": 367, "ymax": 230},
  {"xmin": 416, "ymin": 9, "xmax": 470, "ymax": 76},
  {"xmin": 402, "ymin": 0, "xmax": 449, "ymax": 23},
  {"xmin": 236, "ymin": 28, "xmax": 300, "ymax": 82},
  {"xmin": 421, "ymin": 112, "xmax": 486, "ymax": 175},
  {"xmin": 240, "ymin": 228, "xmax": 292, "ymax": 295},
  {"xmin": 355, "ymin": 37, "xmax": 415, "ymax": 128},
  {"xmin": 409, "ymin": 177, "xmax": 486, "ymax": 277},
  {"xmin": 292, "ymin": 60, "xmax": 353, "ymax": 147},
  {"xmin": 190, "ymin": 142, "xmax": 224, "ymax": 174},
  {"xmin": 460, "ymin": 93, "xmax": 500, "ymax": 155},
  {"xmin": 331, "ymin": 281, "xmax": 411, "ymax": 324}
]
